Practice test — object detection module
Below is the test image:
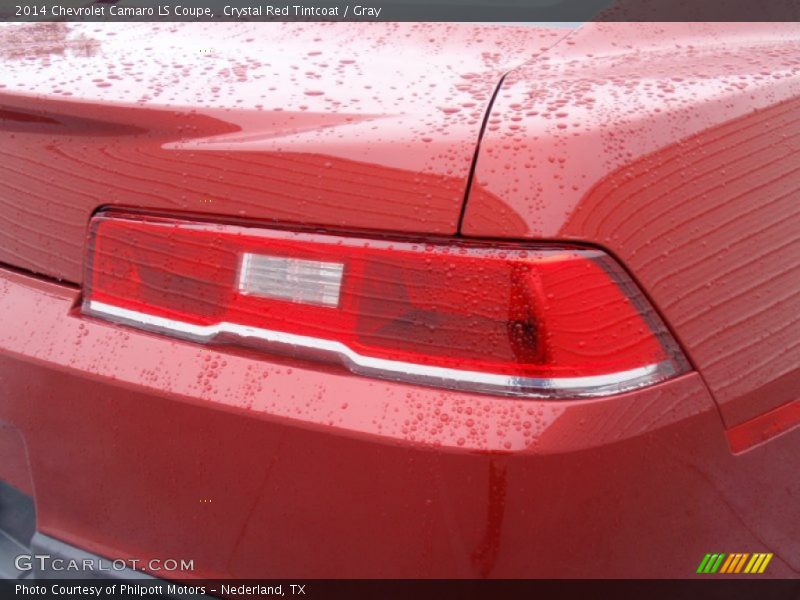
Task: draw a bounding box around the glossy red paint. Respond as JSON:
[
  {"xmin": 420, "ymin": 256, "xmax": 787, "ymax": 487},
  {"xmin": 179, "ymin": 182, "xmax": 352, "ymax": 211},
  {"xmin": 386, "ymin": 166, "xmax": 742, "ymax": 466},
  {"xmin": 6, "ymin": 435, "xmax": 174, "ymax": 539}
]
[
  {"xmin": 462, "ymin": 22, "xmax": 800, "ymax": 429},
  {"xmin": 0, "ymin": 21, "xmax": 798, "ymax": 579},
  {"xmin": 0, "ymin": 22, "xmax": 571, "ymax": 283}
]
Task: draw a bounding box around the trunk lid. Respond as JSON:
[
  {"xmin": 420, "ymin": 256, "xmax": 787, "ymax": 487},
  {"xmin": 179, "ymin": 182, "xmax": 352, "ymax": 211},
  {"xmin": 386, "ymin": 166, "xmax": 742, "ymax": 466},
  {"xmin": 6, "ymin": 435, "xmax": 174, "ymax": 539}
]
[{"xmin": 0, "ymin": 22, "xmax": 571, "ymax": 283}]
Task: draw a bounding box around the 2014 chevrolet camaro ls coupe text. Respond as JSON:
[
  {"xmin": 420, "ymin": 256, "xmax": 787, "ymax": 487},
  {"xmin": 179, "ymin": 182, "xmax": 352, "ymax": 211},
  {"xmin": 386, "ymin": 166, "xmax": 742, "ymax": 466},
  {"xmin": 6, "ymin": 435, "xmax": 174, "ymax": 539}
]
[{"xmin": 0, "ymin": 21, "xmax": 798, "ymax": 579}]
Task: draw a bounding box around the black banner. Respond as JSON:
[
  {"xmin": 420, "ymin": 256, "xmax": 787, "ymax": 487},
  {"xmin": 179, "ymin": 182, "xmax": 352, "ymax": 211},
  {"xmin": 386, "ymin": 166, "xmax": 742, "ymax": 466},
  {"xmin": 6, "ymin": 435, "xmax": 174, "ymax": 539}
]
[
  {"xmin": 4, "ymin": 579, "xmax": 800, "ymax": 600},
  {"xmin": 1, "ymin": 0, "xmax": 800, "ymax": 22}
]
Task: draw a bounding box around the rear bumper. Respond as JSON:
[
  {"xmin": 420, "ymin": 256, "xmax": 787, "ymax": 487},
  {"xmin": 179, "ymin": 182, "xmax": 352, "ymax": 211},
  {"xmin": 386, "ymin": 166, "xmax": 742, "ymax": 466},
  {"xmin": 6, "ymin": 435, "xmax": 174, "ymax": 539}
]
[{"xmin": 0, "ymin": 266, "xmax": 797, "ymax": 578}]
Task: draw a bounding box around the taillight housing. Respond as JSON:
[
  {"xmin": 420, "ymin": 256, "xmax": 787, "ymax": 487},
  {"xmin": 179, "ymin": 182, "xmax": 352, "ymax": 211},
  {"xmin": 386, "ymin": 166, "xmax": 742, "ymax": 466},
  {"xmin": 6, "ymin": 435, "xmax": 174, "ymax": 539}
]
[{"xmin": 82, "ymin": 212, "xmax": 689, "ymax": 398}]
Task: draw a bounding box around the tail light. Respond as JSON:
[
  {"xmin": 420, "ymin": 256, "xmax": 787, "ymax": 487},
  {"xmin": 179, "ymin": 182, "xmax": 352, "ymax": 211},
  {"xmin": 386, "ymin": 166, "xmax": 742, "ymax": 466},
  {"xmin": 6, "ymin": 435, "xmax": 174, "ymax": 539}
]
[{"xmin": 82, "ymin": 212, "xmax": 689, "ymax": 398}]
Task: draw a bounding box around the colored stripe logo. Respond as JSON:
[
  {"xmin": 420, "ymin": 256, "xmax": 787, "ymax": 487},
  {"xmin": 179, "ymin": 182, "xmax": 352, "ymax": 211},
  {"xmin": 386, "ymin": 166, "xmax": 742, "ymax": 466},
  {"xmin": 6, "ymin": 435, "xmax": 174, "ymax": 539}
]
[{"xmin": 697, "ymin": 553, "xmax": 773, "ymax": 574}]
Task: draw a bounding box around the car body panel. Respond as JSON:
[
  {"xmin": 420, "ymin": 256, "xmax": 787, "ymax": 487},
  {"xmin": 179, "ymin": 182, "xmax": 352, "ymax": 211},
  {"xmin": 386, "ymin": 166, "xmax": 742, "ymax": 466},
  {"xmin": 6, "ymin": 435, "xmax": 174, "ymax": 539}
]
[
  {"xmin": 462, "ymin": 22, "xmax": 800, "ymax": 428},
  {"xmin": 0, "ymin": 21, "xmax": 799, "ymax": 580},
  {"xmin": 0, "ymin": 21, "xmax": 572, "ymax": 283}
]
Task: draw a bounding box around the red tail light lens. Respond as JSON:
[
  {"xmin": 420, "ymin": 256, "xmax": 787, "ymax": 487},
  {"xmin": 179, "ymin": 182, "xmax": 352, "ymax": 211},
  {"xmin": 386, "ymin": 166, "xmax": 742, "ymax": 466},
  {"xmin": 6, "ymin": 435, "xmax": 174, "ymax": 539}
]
[{"xmin": 82, "ymin": 212, "xmax": 689, "ymax": 398}]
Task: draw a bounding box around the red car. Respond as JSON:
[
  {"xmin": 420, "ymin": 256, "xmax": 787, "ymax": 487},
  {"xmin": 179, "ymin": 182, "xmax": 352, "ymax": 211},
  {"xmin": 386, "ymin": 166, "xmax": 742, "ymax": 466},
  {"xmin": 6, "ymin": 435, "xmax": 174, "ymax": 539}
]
[{"xmin": 0, "ymin": 21, "xmax": 798, "ymax": 580}]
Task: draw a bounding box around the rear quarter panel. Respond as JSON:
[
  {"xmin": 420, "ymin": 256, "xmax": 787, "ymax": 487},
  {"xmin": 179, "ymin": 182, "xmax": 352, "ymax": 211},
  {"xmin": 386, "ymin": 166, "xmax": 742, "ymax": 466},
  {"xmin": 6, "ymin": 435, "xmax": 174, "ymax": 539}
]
[{"xmin": 463, "ymin": 22, "xmax": 800, "ymax": 428}]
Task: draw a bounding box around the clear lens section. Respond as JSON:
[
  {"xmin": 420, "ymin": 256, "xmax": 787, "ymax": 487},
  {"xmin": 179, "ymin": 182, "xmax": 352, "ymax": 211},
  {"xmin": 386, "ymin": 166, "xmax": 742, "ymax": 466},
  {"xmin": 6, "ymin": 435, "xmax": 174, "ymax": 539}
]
[
  {"xmin": 82, "ymin": 212, "xmax": 690, "ymax": 398},
  {"xmin": 239, "ymin": 253, "xmax": 344, "ymax": 307}
]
